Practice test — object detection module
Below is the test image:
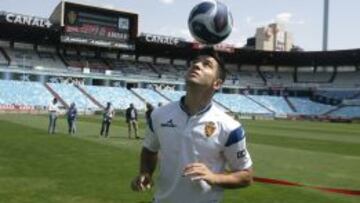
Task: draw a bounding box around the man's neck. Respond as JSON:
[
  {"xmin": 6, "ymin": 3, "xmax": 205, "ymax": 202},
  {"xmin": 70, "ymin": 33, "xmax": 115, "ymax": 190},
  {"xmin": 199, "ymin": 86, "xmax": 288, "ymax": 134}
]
[{"xmin": 184, "ymin": 86, "xmax": 213, "ymax": 116}]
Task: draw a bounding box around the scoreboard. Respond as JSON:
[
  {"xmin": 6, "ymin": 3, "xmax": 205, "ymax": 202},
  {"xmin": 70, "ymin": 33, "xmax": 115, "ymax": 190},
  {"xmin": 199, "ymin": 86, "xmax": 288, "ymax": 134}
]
[{"xmin": 60, "ymin": 2, "xmax": 138, "ymax": 49}]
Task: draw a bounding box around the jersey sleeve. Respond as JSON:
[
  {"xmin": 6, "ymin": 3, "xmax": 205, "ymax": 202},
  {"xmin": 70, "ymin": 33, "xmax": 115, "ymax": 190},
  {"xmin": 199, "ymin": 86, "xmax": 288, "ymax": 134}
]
[
  {"xmin": 143, "ymin": 114, "xmax": 160, "ymax": 152},
  {"xmin": 223, "ymin": 126, "xmax": 253, "ymax": 171}
]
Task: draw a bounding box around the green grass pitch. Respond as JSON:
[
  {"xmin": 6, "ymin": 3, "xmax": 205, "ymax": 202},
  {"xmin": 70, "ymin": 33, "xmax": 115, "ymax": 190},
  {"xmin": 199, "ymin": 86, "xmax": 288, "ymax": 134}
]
[{"xmin": 0, "ymin": 114, "xmax": 359, "ymax": 203}]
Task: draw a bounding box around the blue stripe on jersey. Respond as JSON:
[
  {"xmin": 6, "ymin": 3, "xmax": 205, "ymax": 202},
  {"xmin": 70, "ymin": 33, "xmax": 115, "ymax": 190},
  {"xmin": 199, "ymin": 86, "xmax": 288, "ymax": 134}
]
[{"xmin": 225, "ymin": 127, "xmax": 245, "ymax": 147}]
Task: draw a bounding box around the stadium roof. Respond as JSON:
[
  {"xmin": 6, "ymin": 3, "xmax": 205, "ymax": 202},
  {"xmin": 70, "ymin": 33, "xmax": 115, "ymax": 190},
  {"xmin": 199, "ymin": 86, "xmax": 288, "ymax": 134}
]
[{"xmin": 0, "ymin": 7, "xmax": 359, "ymax": 68}]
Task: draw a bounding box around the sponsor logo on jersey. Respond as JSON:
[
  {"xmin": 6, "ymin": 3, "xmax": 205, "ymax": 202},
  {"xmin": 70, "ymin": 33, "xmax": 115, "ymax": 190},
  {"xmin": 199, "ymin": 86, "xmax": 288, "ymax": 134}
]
[
  {"xmin": 237, "ymin": 150, "xmax": 246, "ymax": 159},
  {"xmin": 161, "ymin": 119, "xmax": 177, "ymax": 128},
  {"xmin": 204, "ymin": 121, "xmax": 216, "ymax": 137}
]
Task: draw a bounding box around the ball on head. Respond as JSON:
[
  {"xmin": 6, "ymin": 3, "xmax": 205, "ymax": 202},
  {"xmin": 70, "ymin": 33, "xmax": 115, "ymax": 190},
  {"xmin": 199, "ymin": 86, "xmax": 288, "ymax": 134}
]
[{"xmin": 188, "ymin": 0, "xmax": 233, "ymax": 45}]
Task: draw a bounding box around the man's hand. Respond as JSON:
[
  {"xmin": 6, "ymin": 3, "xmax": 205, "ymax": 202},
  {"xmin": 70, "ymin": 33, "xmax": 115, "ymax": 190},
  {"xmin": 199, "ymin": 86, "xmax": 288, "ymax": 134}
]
[
  {"xmin": 131, "ymin": 174, "xmax": 153, "ymax": 192},
  {"xmin": 183, "ymin": 163, "xmax": 218, "ymax": 185}
]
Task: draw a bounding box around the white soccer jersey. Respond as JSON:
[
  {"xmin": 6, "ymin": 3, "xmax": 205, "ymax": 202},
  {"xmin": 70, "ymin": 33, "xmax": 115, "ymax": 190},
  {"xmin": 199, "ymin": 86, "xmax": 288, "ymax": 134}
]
[
  {"xmin": 143, "ymin": 97, "xmax": 252, "ymax": 203},
  {"xmin": 48, "ymin": 102, "xmax": 59, "ymax": 113}
]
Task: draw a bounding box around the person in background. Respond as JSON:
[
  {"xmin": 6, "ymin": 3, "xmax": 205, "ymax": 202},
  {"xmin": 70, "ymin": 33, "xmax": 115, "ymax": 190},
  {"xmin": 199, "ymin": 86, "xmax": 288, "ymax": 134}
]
[
  {"xmin": 145, "ymin": 103, "xmax": 154, "ymax": 125},
  {"xmin": 67, "ymin": 102, "xmax": 77, "ymax": 135},
  {"xmin": 100, "ymin": 102, "xmax": 115, "ymax": 138},
  {"xmin": 126, "ymin": 103, "xmax": 139, "ymax": 139},
  {"xmin": 48, "ymin": 97, "xmax": 59, "ymax": 134}
]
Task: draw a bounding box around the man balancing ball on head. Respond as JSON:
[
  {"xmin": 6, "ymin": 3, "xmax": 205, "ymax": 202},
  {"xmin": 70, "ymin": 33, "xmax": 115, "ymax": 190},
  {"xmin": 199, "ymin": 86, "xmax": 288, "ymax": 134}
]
[{"xmin": 130, "ymin": 48, "xmax": 253, "ymax": 203}]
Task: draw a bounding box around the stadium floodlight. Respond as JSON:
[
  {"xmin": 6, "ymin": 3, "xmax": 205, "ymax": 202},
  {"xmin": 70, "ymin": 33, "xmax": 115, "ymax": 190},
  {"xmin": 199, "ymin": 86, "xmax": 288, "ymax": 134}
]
[{"xmin": 322, "ymin": 0, "xmax": 329, "ymax": 51}]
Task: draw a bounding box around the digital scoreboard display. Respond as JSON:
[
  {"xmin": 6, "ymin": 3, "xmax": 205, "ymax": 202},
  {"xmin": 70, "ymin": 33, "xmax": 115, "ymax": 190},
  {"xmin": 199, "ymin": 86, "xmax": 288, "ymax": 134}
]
[{"xmin": 61, "ymin": 2, "xmax": 138, "ymax": 49}]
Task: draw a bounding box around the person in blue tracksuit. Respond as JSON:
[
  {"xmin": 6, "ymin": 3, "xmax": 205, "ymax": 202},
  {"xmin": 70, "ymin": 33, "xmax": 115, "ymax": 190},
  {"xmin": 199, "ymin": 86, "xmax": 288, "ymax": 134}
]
[{"xmin": 67, "ymin": 102, "xmax": 77, "ymax": 135}]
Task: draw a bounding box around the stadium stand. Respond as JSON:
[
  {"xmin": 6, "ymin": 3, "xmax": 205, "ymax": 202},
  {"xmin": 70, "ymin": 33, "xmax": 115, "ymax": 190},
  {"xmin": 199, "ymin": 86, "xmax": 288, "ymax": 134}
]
[
  {"xmin": 151, "ymin": 63, "xmax": 182, "ymax": 80},
  {"xmin": 4, "ymin": 47, "xmax": 67, "ymax": 71},
  {"xmin": 5, "ymin": 48, "xmax": 36, "ymax": 68},
  {"xmin": 108, "ymin": 59, "xmax": 159, "ymax": 79},
  {"xmin": 297, "ymin": 71, "xmax": 333, "ymax": 83},
  {"xmin": 37, "ymin": 51, "xmax": 67, "ymax": 71},
  {"xmin": 132, "ymin": 88, "xmax": 170, "ymax": 107},
  {"xmin": 158, "ymin": 89, "xmax": 186, "ymax": 101},
  {"xmin": 47, "ymin": 83, "xmax": 99, "ymax": 111},
  {"xmin": 287, "ymin": 97, "xmax": 335, "ymax": 115},
  {"xmin": 248, "ymin": 95, "xmax": 293, "ymax": 115},
  {"xmin": 263, "ymin": 72, "xmax": 293, "ymax": 86},
  {"xmin": 333, "ymin": 71, "xmax": 360, "ymax": 87},
  {"xmin": 237, "ymin": 69, "xmax": 265, "ymax": 87},
  {"xmin": 173, "ymin": 64, "xmax": 188, "ymax": 76},
  {"xmin": 329, "ymin": 106, "xmax": 360, "ymax": 118},
  {"xmin": 81, "ymin": 85, "xmax": 145, "ymax": 110},
  {"xmin": 61, "ymin": 50, "xmax": 109, "ymax": 71},
  {"xmin": 315, "ymin": 90, "xmax": 360, "ymax": 100},
  {"xmin": 214, "ymin": 93, "xmax": 272, "ymax": 114},
  {"xmin": 0, "ymin": 80, "xmax": 53, "ymax": 107},
  {"xmin": 0, "ymin": 47, "xmax": 9, "ymax": 66}
]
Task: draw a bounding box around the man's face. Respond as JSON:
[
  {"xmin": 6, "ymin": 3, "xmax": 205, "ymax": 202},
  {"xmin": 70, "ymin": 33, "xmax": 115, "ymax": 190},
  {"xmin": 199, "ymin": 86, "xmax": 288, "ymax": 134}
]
[{"xmin": 185, "ymin": 55, "xmax": 222, "ymax": 89}]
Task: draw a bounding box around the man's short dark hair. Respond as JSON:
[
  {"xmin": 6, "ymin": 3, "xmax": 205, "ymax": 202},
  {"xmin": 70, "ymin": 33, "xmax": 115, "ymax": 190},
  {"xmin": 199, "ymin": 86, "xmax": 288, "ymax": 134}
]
[{"xmin": 192, "ymin": 47, "xmax": 227, "ymax": 82}]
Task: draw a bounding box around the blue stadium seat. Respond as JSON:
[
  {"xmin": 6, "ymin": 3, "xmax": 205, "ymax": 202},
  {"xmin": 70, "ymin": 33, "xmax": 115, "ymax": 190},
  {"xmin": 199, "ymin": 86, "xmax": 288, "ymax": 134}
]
[
  {"xmin": 48, "ymin": 83, "xmax": 98, "ymax": 110},
  {"xmin": 0, "ymin": 80, "xmax": 53, "ymax": 107},
  {"xmin": 329, "ymin": 106, "xmax": 360, "ymax": 118},
  {"xmin": 158, "ymin": 89, "xmax": 185, "ymax": 101},
  {"xmin": 132, "ymin": 88, "xmax": 169, "ymax": 107},
  {"xmin": 288, "ymin": 97, "xmax": 334, "ymax": 115},
  {"xmin": 214, "ymin": 93, "xmax": 271, "ymax": 114},
  {"xmin": 248, "ymin": 95, "xmax": 293, "ymax": 115},
  {"xmin": 82, "ymin": 85, "xmax": 145, "ymax": 110}
]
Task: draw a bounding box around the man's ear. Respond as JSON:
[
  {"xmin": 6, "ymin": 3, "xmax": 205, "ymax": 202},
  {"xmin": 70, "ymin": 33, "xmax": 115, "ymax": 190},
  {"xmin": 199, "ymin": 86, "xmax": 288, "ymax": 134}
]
[{"xmin": 213, "ymin": 79, "xmax": 223, "ymax": 90}]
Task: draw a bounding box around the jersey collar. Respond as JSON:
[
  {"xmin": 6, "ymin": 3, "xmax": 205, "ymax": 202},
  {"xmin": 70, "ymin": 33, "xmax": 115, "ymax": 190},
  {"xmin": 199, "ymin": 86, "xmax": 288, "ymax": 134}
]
[{"xmin": 179, "ymin": 96, "xmax": 212, "ymax": 116}]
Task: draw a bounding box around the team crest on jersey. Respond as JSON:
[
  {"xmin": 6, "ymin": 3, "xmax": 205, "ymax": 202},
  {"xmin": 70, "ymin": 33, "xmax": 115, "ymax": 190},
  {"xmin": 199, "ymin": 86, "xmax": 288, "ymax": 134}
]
[{"xmin": 204, "ymin": 121, "xmax": 216, "ymax": 137}]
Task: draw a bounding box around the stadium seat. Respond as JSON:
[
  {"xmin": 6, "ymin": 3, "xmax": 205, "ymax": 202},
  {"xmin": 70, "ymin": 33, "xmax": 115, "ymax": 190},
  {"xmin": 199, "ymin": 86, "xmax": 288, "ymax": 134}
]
[
  {"xmin": 48, "ymin": 83, "xmax": 99, "ymax": 110},
  {"xmin": 132, "ymin": 88, "xmax": 169, "ymax": 107},
  {"xmin": 158, "ymin": 89, "xmax": 186, "ymax": 101},
  {"xmin": 214, "ymin": 93, "xmax": 271, "ymax": 114},
  {"xmin": 288, "ymin": 97, "xmax": 334, "ymax": 115},
  {"xmin": 248, "ymin": 95, "xmax": 293, "ymax": 115},
  {"xmin": 0, "ymin": 80, "xmax": 53, "ymax": 107},
  {"xmin": 81, "ymin": 85, "xmax": 145, "ymax": 110}
]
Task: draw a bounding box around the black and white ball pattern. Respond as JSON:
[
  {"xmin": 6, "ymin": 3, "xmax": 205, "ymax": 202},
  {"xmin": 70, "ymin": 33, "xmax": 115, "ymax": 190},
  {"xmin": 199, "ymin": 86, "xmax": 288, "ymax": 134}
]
[{"xmin": 188, "ymin": 0, "xmax": 233, "ymax": 44}]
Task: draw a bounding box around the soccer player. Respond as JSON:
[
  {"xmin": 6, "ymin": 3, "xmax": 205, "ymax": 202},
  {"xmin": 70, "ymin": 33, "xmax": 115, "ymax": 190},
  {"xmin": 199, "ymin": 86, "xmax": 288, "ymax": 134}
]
[
  {"xmin": 126, "ymin": 103, "xmax": 139, "ymax": 139},
  {"xmin": 131, "ymin": 49, "xmax": 253, "ymax": 203},
  {"xmin": 100, "ymin": 102, "xmax": 115, "ymax": 138},
  {"xmin": 48, "ymin": 97, "xmax": 59, "ymax": 134}
]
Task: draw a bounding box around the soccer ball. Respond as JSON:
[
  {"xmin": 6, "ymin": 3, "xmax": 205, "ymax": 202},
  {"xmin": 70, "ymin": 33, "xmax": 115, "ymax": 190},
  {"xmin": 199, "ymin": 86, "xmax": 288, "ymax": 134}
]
[{"xmin": 188, "ymin": 0, "xmax": 233, "ymax": 44}]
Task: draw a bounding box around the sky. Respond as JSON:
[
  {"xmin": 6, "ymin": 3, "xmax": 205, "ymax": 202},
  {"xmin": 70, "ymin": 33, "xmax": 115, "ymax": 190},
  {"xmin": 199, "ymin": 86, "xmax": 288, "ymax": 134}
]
[{"xmin": 0, "ymin": 0, "xmax": 359, "ymax": 51}]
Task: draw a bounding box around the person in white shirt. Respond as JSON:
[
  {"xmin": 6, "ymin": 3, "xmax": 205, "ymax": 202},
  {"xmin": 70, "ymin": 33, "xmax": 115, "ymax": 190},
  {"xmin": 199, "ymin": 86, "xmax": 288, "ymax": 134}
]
[
  {"xmin": 131, "ymin": 49, "xmax": 253, "ymax": 203},
  {"xmin": 48, "ymin": 97, "xmax": 60, "ymax": 134},
  {"xmin": 100, "ymin": 102, "xmax": 115, "ymax": 138},
  {"xmin": 126, "ymin": 103, "xmax": 139, "ymax": 139}
]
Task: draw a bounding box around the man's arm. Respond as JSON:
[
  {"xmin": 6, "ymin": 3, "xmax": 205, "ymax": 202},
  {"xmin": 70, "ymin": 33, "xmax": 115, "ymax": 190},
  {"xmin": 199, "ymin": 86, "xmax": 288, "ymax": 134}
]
[
  {"xmin": 131, "ymin": 147, "xmax": 158, "ymax": 191},
  {"xmin": 140, "ymin": 147, "xmax": 158, "ymax": 176},
  {"xmin": 183, "ymin": 163, "xmax": 253, "ymax": 189},
  {"xmin": 211, "ymin": 167, "xmax": 253, "ymax": 188}
]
